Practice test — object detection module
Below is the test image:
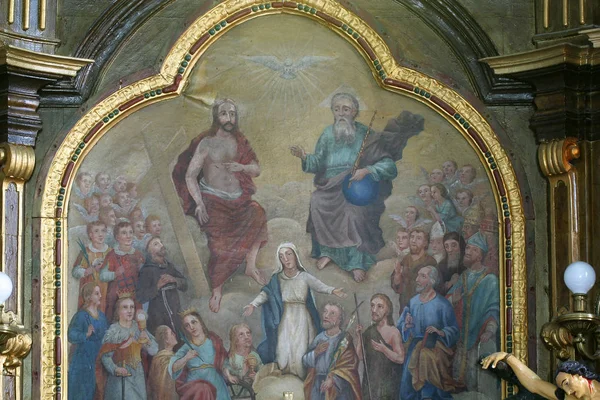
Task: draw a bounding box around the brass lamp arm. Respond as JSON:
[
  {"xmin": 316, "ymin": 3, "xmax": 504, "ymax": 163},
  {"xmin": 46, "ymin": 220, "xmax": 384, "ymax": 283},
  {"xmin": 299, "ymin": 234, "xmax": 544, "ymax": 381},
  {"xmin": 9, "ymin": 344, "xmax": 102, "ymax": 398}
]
[{"xmin": 573, "ymin": 333, "xmax": 600, "ymax": 360}]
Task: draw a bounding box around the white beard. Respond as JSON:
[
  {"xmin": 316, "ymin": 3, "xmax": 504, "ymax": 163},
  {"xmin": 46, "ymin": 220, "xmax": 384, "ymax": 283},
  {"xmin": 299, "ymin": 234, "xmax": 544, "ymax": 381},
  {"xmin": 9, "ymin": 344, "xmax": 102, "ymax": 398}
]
[{"xmin": 333, "ymin": 117, "xmax": 356, "ymax": 144}]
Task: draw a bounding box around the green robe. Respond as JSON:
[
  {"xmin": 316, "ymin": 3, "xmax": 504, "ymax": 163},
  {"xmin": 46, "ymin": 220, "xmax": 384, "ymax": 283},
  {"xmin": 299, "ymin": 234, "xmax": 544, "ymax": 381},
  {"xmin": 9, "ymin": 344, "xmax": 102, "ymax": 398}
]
[{"xmin": 302, "ymin": 122, "xmax": 397, "ymax": 271}]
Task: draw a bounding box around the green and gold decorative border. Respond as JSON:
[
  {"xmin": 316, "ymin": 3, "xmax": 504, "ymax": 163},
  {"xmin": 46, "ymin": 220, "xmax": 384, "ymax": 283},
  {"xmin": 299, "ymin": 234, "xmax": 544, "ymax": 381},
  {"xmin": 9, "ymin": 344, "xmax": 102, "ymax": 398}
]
[{"xmin": 39, "ymin": 0, "xmax": 526, "ymax": 398}]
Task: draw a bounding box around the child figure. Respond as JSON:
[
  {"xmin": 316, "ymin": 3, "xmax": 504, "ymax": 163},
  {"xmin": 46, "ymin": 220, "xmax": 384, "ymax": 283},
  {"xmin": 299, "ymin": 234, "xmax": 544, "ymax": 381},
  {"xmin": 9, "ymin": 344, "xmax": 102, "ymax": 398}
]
[{"xmin": 72, "ymin": 221, "xmax": 111, "ymax": 311}]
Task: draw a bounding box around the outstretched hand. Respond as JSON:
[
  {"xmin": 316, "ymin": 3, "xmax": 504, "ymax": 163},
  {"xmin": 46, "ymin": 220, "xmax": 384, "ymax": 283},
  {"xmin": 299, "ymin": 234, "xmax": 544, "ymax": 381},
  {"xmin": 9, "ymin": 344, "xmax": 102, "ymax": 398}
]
[
  {"xmin": 290, "ymin": 145, "xmax": 306, "ymax": 160},
  {"xmin": 332, "ymin": 288, "xmax": 347, "ymax": 298},
  {"xmin": 480, "ymin": 352, "xmax": 509, "ymax": 370},
  {"xmin": 242, "ymin": 304, "xmax": 255, "ymax": 317}
]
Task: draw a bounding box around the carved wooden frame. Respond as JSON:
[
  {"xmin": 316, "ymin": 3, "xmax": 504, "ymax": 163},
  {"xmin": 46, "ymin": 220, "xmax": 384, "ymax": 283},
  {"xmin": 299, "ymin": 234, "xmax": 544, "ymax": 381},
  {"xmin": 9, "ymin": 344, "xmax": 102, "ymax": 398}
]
[{"xmin": 37, "ymin": 0, "xmax": 527, "ymax": 398}]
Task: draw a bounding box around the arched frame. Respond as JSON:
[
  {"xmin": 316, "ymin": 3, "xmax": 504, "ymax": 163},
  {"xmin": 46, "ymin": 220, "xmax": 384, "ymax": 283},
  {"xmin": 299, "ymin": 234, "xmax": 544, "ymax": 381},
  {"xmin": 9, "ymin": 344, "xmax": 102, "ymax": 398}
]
[{"xmin": 38, "ymin": 0, "xmax": 526, "ymax": 398}]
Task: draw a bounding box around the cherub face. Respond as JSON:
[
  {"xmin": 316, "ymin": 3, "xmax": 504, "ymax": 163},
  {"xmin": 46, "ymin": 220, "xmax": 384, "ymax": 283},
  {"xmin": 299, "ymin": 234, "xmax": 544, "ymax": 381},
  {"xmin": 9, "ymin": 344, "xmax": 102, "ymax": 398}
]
[
  {"xmin": 429, "ymin": 169, "xmax": 444, "ymax": 183},
  {"xmin": 133, "ymin": 220, "xmax": 145, "ymax": 238},
  {"xmin": 404, "ymin": 207, "xmax": 417, "ymax": 224},
  {"xmin": 431, "ymin": 186, "xmax": 443, "ymax": 202},
  {"xmin": 113, "ymin": 176, "xmax": 127, "ymax": 193},
  {"xmin": 78, "ymin": 174, "xmax": 93, "ymax": 192},
  {"xmin": 456, "ymin": 191, "xmax": 472, "ymax": 208},
  {"xmin": 442, "ymin": 161, "xmax": 456, "ymax": 178},
  {"xmin": 100, "ymin": 194, "xmax": 112, "ymax": 208},
  {"xmin": 148, "ymin": 219, "xmax": 162, "ymax": 236},
  {"xmin": 396, "ymin": 231, "xmax": 409, "ymax": 251},
  {"xmin": 459, "ymin": 166, "xmax": 476, "ymax": 184},
  {"xmin": 115, "ymin": 192, "xmax": 131, "ymax": 208},
  {"xmin": 95, "ymin": 173, "xmax": 111, "ymax": 191},
  {"xmin": 86, "ymin": 197, "xmax": 100, "ymax": 214},
  {"xmin": 418, "ymin": 185, "xmax": 432, "ymax": 201}
]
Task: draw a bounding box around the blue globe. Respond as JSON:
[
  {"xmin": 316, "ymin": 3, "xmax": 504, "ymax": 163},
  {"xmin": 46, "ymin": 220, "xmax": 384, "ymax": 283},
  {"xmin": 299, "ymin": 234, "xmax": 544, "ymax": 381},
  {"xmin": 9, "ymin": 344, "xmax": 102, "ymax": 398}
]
[{"xmin": 342, "ymin": 173, "xmax": 380, "ymax": 206}]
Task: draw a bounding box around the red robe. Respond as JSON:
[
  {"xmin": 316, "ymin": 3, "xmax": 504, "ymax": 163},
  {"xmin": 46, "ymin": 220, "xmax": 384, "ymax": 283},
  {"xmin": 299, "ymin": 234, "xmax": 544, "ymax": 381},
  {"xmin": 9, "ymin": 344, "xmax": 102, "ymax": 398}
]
[
  {"xmin": 172, "ymin": 129, "xmax": 267, "ymax": 288},
  {"xmin": 175, "ymin": 332, "xmax": 228, "ymax": 400},
  {"xmin": 101, "ymin": 248, "xmax": 145, "ymax": 322}
]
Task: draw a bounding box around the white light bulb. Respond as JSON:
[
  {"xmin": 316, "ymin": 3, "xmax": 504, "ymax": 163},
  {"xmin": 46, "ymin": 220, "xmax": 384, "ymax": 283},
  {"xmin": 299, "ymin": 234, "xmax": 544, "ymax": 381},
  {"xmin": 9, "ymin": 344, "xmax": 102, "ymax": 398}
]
[
  {"xmin": 0, "ymin": 271, "xmax": 13, "ymax": 304},
  {"xmin": 564, "ymin": 261, "xmax": 596, "ymax": 294}
]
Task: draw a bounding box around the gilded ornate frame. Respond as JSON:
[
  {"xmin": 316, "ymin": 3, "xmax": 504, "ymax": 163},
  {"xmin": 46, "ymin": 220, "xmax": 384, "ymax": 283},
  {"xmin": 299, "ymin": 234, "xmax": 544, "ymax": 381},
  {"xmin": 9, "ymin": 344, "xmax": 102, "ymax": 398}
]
[{"xmin": 37, "ymin": 0, "xmax": 527, "ymax": 398}]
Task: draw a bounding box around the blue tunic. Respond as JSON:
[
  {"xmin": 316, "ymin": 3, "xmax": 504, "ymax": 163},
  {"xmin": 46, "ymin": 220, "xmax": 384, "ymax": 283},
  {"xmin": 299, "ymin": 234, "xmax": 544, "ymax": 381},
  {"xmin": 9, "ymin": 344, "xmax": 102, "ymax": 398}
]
[
  {"xmin": 67, "ymin": 309, "xmax": 108, "ymax": 400},
  {"xmin": 169, "ymin": 339, "xmax": 232, "ymax": 400},
  {"xmin": 397, "ymin": 294, "xmax": 459, "ymax": 400},
  {"xmin": 447, "ymin": 268, "xmax": 500, "ymax": 349}
]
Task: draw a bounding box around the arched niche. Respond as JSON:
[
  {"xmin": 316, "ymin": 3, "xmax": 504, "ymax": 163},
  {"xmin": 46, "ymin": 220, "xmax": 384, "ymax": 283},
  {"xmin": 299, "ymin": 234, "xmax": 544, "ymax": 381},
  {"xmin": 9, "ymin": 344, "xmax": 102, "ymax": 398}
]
[{"xmin": 38, "ymin": 1, "xmax": 526, "ymax": 398}]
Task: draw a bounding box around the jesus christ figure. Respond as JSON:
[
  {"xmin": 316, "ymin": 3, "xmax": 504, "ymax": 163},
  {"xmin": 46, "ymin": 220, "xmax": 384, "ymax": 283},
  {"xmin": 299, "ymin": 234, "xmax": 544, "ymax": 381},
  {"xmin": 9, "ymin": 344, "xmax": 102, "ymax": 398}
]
[{"xmin": 172, "ymin": 98, "xmax": 268, "ymax": 313}]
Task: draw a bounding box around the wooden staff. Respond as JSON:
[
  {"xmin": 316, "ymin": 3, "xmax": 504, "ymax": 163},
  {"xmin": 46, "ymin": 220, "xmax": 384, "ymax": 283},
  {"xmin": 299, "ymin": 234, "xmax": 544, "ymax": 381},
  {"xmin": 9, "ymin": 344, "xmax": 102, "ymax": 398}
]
[
  {"xmin": 354, "ymin": 293, "xmax": 372, "ymax": 400},
  {"xmin": 351, "ymin": 110, "xmax": 378, "ymax": 176},
  {"xmin": 348, "ymin": 111, "xmax": 377, "ymax": 188}
]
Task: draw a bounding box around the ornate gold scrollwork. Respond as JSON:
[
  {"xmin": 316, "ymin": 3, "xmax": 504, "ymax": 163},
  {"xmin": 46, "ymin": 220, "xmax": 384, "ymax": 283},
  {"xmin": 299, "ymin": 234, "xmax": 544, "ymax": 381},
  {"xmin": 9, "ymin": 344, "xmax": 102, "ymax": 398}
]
[
  {"xmin": 0, "ymin": 306, "xmax": 32, "ymax": 373},
  {"xmin": 538, "ymin": 137, "xmax": 580, "ymax": 177},
  {"xmin": 541, "ymin": 321, "xmax": 574, "ymax": 360},
  {"xmin": 0, "ymin": 143, "xmax": 35, "ymax": 181}
]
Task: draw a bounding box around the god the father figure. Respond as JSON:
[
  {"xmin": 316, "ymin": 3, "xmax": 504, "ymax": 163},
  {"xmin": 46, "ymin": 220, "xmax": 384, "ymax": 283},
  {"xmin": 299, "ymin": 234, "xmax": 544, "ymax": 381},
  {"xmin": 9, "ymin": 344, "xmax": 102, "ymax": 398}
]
[{"xmin": 291, "ymin": 92, "xmax": 419, "ymax": 282}]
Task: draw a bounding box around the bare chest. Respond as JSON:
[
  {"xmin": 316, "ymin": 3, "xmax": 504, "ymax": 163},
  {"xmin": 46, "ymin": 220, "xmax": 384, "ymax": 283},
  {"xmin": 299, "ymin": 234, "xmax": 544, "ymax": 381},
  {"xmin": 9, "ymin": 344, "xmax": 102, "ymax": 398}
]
[{"xmin": 203, "ymin": 136, "xmax": 238, "ymax": 162}]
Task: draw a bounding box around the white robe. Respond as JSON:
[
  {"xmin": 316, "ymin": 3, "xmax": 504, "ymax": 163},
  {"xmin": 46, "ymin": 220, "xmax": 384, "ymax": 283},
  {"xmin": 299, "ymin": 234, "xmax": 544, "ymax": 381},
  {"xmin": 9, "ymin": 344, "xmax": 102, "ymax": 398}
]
[{"xmin": 251, "ymin": 271, "xmax": 334, "ymax": 378}]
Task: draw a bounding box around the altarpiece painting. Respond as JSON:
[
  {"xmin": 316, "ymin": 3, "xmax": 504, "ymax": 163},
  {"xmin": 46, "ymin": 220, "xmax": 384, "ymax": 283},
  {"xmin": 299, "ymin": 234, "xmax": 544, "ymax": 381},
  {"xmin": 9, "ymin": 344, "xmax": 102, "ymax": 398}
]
[{"xmin": 38, "ymin": 1, "xmax": 527, "ymax": 399}]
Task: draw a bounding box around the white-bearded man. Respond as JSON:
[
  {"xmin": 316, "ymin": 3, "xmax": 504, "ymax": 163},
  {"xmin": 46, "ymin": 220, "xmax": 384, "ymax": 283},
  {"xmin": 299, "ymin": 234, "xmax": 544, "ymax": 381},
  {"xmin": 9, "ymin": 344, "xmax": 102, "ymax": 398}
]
[{"xmin": 291, "ymin": 92, "xmax": 423, "ymax": 282}]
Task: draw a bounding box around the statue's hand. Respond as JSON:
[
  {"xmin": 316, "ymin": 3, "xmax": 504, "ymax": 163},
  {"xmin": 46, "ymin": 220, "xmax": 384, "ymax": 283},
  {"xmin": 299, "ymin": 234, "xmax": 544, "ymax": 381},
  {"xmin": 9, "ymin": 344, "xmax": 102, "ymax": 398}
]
[{"xmin": 480, "ymin": 352, "xmax": 509, "ymax": 370}]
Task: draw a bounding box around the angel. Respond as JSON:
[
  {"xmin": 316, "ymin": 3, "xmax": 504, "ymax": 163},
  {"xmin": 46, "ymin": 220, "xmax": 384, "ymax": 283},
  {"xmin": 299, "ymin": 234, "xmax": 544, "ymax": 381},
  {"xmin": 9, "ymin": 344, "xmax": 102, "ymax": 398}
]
[
  {"xmin": 427, "ymin": 183, "xmax": 463, "ymax": 234},
  {"xmin": 449, "ymin": 164, "xmax": 487, "ymax": 196},
  {"xmin": 389, "ymin": 205, "xmax": 432, "ymax": 231},
  {"xmin": 72, "ymin": 194, "xmax": 101, "ymax": 224},
  {"xmin": 442, "ymin": 160, "xmax": 458, "ymax": 185}
]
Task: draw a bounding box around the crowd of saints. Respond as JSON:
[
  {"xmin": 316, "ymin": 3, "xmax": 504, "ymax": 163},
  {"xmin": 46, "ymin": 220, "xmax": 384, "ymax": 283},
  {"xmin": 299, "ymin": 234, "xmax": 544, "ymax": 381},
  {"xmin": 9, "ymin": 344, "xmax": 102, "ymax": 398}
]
[{"xmin": 67, "ymin": 94, "xmax": 500, "ymax": 399}]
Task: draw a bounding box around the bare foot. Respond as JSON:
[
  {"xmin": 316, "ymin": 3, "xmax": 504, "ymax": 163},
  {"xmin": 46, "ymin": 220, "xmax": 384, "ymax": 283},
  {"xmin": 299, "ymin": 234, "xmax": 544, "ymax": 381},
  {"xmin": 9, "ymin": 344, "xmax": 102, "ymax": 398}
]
[
  {"xmin": 317, "ymin": 257, "xmax": 332, "ymax": 270},
  {"xmin": 209, "ymin": 288, "xmax": 222, "ymax": 313},
  {"xmin": 352, "ymin": 269, "xmax": 366, "ymax": 282},
  {"xmin": 245, "ymin": 266, "xmax": 267, "ymax": 286}
]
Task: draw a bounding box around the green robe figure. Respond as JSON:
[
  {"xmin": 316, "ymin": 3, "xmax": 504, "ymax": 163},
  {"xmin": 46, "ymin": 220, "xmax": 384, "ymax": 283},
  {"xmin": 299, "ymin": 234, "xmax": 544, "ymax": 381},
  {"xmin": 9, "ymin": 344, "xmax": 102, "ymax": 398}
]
[{"xmin": 292, "ymin": 92, "xmax": 424, "ymax": 281}]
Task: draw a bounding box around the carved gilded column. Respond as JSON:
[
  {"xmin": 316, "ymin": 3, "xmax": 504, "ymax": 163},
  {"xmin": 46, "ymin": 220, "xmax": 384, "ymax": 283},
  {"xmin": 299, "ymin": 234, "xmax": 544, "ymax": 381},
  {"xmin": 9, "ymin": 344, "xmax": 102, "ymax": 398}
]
[
  {"xmin": 0, "ymin": 43, "xmax": 91, "ymax": 400},
  {"xmin": 482, "ymin": 27, "xmax": 600, "ymax": 367},
  {"xmin": 0, "ymin": 143, "xmax": 34, "ymax": 400},
  {"xmin": 538, "ymin": 138, "xmax": 581, "ymax": 315}
]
